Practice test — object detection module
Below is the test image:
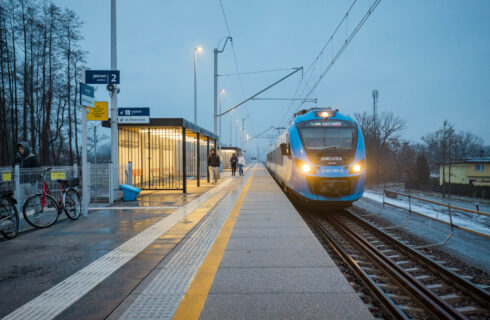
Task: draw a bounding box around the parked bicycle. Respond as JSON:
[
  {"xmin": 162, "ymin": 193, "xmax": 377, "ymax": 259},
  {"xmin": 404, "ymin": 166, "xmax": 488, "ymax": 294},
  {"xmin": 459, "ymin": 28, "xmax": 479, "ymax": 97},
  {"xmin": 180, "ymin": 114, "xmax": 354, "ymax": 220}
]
[
  {"xmin": 0, "ymin": 191, "xmax": 19, "ymax": 239},
  {"xmin": 22, "ymin": 168, "xmax": 81, "ymax": 228}
]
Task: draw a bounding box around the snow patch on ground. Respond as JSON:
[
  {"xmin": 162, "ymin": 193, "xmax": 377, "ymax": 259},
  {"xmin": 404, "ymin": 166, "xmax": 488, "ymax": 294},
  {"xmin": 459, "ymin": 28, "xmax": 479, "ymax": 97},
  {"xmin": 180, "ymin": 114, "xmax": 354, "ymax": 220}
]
[{"xmin": 363, "ymin": 191, "xmax": 490, "ymax": 237}]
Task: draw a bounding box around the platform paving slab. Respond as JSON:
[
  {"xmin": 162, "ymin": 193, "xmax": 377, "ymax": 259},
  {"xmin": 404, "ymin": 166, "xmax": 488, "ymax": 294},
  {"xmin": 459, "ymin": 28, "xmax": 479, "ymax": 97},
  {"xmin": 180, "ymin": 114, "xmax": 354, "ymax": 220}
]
[
  {"xmin": 200, "ymin": 293, "xmax": 371, "ymax": 320},
  {"xmin": 0, "ymin": 169, "xmax": 243, "ymax": 319},
  {"xmin": 219, "ymin": 248, "xmax": 336, "ymax": 268},
  {"xmin": 198, "ymin": 164, "xmax": 373, "ymax": 319}
]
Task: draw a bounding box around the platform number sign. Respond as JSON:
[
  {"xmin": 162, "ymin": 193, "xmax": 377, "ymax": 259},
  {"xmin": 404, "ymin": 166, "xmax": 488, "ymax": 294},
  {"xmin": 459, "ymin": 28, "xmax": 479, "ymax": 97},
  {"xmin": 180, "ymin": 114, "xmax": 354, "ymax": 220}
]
[{"xmin": 85, "ymin": 70, "xmax": 120, "ymax": 84}]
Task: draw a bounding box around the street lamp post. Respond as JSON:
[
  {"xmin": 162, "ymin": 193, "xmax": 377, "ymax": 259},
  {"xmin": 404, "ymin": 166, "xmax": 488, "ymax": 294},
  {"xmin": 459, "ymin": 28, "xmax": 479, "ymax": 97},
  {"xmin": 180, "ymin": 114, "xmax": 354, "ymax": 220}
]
[
  {"xmin": 214, "ymin": 37, "xmax": 232, "ymax": 135},
  {"xmin": 218, "ymin": 89, "xmax": 225, "ymax": 170},
  {"xmin": 194, "ymin": 47, "xmax": 202, "ymax": 125},
  {"xmin": 235, "ymin": 119, "xmax": 239, "ymax": 146},
  {"xmin": 229, "ymin": 110, "xmax": 232, "ymax": 146}
]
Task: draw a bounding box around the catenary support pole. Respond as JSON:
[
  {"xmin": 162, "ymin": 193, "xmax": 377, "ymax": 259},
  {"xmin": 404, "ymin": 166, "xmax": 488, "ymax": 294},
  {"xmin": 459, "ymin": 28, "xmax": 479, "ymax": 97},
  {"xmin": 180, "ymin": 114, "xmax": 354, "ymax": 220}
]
[
  {"xmin": 219, "ymin": 94, "xmax": 222, "ymax": 170},
  {"xmin": 94, "ymin": 125, "xmax": 97, "ymax": 205},
  {"xmin": 213, "ymin": 37, "xmax": 231, "ymax": 135},
  {"xmin": 213, "ymin": 49, "xmax": 218, "ymax": 135},
  {"xmin": 110, "ymin": 0, "xmax": 119, "ymax": 201},
  {"xmin": 197, "ymin": 133, "xmax": 200, "ymax": 187},
  {"xmin": 81, "ymin": 106, "xmax": 88, "ymax": 217},
  {"xmin": 182, "ymin": 128, "xmax": 187, "ymax": 193},
  {"xmin": 194, "ymin": 49, "xmax": 198, "ymax": 125},
  {"xmin": 207, "ymin": 137, "xmax": 210, "ymax": 183}
]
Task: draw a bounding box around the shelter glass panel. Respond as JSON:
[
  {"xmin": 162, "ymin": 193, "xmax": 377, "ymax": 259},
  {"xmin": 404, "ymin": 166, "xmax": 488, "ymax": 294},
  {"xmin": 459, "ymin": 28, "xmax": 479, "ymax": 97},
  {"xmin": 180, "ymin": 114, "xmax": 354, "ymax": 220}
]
[{"xmin": 118, "ymin": 127, "xmax": 183, "ymax": 190}]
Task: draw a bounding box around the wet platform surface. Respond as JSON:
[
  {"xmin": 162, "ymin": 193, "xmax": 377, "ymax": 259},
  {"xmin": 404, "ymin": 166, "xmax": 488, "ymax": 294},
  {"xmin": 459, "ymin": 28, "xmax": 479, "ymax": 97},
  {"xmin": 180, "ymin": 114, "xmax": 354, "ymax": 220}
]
[
  {"xmin": 107, "ymin": 164, "xmax": 372, "ymax": 320},
  {"xmin": 0, "ymin": 173, "xmax": 233, "ymax": 319},
  {"xmin": 197, "ymin": 166, "xmax": 372, "ymax": 320},
  {"xmin": 1, "ymin": 165, "xmax": 372, "ymax": 319}
]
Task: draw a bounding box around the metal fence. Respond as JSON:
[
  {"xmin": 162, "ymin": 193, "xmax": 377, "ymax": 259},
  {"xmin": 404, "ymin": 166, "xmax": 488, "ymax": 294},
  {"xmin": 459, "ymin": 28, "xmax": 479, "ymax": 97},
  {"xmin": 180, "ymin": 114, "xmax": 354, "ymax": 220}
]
[
  {"xmin": 0, "ymin": 163, "xmax": 130, "ymax": 211},
  {"xmin": 378, "ymin": 189, "xmax": 490, "ymax": 241}
]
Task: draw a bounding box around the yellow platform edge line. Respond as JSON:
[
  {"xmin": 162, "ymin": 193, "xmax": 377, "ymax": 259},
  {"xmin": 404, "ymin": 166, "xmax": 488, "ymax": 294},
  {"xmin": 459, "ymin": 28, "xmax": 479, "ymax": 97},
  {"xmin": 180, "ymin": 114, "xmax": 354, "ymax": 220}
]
[{"xmin": 172, "ymin": 167, "xmax": 257, "ymax": 320}]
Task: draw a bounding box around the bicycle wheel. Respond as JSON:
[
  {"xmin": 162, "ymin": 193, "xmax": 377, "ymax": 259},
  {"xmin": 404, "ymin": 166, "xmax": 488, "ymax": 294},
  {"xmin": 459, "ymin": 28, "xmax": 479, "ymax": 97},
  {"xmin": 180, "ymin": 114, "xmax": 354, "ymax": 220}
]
[
  {"xmin": 64, "ymin": 189, "xmax": 81, "ymax": 220},
  {"xmin": 0, "ymin": 197, "xmax": 19, "ymax": 239},
  {"xmin": 23, "ymin": 194, "xmax": 59, "ymax": 228}
]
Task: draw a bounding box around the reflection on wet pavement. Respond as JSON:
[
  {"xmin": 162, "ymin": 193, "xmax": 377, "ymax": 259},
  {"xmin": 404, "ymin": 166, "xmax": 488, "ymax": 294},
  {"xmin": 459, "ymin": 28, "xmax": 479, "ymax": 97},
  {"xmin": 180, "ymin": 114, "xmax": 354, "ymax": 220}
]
[{"xmin": 0, "ymin": 183, "xmax": 217, "ymax": 318}]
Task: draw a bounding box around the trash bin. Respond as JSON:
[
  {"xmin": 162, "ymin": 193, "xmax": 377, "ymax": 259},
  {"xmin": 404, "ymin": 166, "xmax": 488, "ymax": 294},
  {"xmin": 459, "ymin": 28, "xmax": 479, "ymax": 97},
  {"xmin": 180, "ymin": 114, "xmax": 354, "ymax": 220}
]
[{"xmin": 120, "ymin": 184, "xmax": 141, "ymax": 201}]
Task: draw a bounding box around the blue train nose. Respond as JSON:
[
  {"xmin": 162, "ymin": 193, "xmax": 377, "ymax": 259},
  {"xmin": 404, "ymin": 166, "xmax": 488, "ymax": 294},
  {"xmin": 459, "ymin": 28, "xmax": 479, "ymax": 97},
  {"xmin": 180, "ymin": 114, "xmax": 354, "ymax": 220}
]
[{"xmin": 309, "ymin": 178, "xmax": 352, "ymax": 197}]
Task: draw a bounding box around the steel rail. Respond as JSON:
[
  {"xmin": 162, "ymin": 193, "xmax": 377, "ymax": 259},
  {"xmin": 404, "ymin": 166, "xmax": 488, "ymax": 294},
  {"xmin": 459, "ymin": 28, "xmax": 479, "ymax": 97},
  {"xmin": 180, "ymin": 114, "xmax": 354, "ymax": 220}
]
[
  {"xmin": 327, "ymin": 214, "xmax": 466, "ymax": 319},
  {"xmin": 346, "ymin": 209, "xmax": 490, "ymax": 308},
  {"xmin": 300, "ymin": 211, "xmax": 408, "ymax": 319}
]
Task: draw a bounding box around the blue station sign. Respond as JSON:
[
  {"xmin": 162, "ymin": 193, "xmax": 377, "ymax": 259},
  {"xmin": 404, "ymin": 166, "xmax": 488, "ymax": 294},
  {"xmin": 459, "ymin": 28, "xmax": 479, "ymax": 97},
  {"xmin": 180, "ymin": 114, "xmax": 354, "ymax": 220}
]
[
  {"xmin": 85, "ymin": 70, "xmax": 120, "ymax": 84},
  {"xmin": 118, "ymin": 108, "xmax": 150, "ymax": 124},
  {"xmin": 80, "ymin": 83, "xmax": 94, "ymax": 108}
]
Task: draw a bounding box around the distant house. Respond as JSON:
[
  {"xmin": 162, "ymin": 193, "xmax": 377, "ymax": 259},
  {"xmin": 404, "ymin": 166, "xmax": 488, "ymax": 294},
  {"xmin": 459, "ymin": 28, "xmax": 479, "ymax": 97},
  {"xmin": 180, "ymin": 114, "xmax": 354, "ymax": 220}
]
[{"xmin": 439, "ymin": 157, "xmax": 490, "ymax": 186}]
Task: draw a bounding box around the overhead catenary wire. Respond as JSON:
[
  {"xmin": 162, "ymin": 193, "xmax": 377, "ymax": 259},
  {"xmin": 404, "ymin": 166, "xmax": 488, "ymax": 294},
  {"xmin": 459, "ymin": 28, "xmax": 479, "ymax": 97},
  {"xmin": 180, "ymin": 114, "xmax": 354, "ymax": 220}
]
[
  {"xmin": 298, "ymin": 0, "xmax": 382, "ymax": 108},
  {"xmin": 278, "ymin": 0, "xmax": 382, "ymax": 128},
  {"xmin": 219, "ymin": 67, "xmax": 303, "ymax": 117},
  {"xmin": 219, "ymin": 67, "xmax": 299, "ymax": 77},
  {"xmin": 218, "ymin": 0, "xmax": 251, "ymax": 124}
]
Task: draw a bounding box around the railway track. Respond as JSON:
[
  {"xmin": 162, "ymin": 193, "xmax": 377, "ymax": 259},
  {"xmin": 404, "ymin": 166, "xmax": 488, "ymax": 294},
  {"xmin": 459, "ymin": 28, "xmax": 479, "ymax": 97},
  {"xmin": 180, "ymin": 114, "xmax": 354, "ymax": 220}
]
[{"xmin": 299, "ymin": 207, "xmax": 490, "ymax": 319}]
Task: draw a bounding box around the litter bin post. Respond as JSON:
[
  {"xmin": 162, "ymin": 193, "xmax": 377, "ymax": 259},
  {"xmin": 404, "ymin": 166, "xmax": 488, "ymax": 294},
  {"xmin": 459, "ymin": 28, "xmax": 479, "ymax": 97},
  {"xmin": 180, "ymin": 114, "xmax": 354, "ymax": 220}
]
[
  {"xmin": 109, "ymin": 162, "xmax": 114, "ymax": 204},
  {"xmin": 128, "ymin": 161, "xmax": 132, "ymax": 186}
]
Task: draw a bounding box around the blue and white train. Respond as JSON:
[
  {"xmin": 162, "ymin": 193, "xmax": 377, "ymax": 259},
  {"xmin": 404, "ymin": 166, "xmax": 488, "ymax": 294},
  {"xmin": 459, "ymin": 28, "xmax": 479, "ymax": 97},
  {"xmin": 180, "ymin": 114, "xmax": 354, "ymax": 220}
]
[{"xmin": 267, "ymin": 108, "xmax": 366, "ymax": 208}]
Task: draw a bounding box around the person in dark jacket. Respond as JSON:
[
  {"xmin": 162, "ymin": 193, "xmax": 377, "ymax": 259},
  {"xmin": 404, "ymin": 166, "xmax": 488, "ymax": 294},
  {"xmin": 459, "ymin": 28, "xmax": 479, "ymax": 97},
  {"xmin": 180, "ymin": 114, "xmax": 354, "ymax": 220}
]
[
  {"xmin": 15, "ymin": 142, "xmax": 40, "ymax": 204},
  {"xmin": 16, "ymin": 142, "xmax": 40, "ymax": 168},
  {"xmin": 230, "ymin": 153, "xmax": 237, "ymax": 176},
  {"xmin": 207, "ymin": 148, "xmax": 220, "ymax": 184}
]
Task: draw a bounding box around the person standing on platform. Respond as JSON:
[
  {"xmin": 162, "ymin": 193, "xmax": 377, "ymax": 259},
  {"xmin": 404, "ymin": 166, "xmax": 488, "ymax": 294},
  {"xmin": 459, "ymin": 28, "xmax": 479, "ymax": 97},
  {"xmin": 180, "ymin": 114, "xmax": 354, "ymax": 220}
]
[
  {"xmin": 15, "ymin": 142, "xmax": 40, "ymax": 204},
  {"xmin": 207, "ymin": 148, "xmax": 220, "ymax": 184},
  {"xmin": 237, "ymin": 152, "xmax": 245, "ymax": 176},
  {"xmin": 230, "ymin": 153, "xmax": 237, "ymax": 176}
]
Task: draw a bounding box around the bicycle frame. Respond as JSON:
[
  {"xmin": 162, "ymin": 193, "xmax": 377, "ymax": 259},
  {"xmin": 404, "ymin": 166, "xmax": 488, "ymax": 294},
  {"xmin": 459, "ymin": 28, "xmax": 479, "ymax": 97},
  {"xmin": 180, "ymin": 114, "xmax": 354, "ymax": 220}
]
[{"xmin": 40, "ymin": 170, "xmax": 64, "ymax": 213}]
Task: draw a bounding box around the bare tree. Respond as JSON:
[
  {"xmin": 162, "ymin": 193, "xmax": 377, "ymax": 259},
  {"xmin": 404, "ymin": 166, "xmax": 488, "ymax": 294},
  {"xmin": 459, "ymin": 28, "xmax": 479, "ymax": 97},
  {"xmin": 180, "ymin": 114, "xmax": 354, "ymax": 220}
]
[
  {"xmin": 0, "ymin": 0, "xmax": 86, "ymax": 166},
  {"xmin": 355, "ymin": 111, "xmax": 406, "ymax": 184}
]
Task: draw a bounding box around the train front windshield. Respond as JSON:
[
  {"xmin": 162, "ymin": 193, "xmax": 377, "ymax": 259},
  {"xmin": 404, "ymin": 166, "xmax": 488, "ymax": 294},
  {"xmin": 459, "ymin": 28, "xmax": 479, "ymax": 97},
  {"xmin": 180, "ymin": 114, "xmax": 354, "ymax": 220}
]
[{"xmin": 298, "ymin": 121, "xmax": 356, "ymax": 151}]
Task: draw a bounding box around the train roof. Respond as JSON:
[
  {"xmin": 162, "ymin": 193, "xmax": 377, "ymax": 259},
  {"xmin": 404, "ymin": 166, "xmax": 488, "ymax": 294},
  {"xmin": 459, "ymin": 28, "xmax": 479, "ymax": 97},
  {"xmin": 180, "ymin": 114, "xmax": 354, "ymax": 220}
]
[{"xmin": 292, "ymin": 107, "xmax": 355, "ymax": 124}]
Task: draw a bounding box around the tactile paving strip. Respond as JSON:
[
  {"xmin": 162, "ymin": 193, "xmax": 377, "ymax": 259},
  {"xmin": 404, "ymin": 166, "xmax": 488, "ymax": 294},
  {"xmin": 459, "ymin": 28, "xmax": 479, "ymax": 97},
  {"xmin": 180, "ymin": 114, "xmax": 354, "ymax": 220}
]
[
  {"xmin": 119, "ymin": 174, "xmax": 250, "ymax": 320},
  {"xmin": 3, "ymin": 179, "xmax": 234, "ymax": 320}
]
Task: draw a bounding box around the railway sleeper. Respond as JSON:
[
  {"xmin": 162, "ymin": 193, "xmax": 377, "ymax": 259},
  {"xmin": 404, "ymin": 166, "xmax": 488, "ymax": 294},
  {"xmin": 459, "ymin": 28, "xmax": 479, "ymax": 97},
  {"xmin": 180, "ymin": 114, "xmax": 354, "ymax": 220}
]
[
  {"xmin": 426, "ymin": 283, "xmax": 445, "ymax": 289},
  {"xmin": 380, "ymin": 249, "xmax": 392, "ymax": 253},
  {"xmin": 439, "ymin": 293, "xmax": 463, "ymax": 302},
  {"xmin": 387, "ymin": 254, "xmax": 401, "ymax": 259},
  {"xmin": 386, "ymin": 293, "xmax": 411, "ymax": 301},
  {"xmin": 456, "ymin": 305, "xmax": 485, "ymax": 314},
  {"xmin": 398, "ymin": 305, "xmax": 425, "ymax": 313}
]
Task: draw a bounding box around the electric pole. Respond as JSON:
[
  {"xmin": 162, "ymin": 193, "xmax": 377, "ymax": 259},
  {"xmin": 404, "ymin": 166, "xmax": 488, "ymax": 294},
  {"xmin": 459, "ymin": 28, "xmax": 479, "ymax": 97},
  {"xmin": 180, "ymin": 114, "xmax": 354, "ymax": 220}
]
[
  {"xmin": 213, "ymin": 37, "xmax": 232, "ymax": 135},
  {"xmin": 110, "ymin": 0, "xmax": 118, "ymax": 202}
]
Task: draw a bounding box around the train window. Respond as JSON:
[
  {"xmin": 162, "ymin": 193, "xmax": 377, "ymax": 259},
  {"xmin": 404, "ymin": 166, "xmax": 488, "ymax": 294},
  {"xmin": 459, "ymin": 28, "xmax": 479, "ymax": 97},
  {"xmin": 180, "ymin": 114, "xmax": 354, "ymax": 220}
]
[{"xmin": 299, "ymin": 127, "xmax": 356, "ymax": 150}]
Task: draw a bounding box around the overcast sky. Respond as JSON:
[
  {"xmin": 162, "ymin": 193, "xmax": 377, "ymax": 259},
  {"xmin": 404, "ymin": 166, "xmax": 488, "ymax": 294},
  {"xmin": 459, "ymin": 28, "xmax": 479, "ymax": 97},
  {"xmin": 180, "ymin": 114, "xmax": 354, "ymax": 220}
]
[{"xmin": 54, "ymin": 0, "xmax": 490, "ymax": 155}]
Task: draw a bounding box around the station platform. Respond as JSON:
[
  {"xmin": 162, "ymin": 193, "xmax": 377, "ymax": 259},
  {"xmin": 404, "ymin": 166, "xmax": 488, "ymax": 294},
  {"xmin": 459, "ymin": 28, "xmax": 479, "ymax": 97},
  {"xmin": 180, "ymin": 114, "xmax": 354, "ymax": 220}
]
[{"xmin": 1, "ymin": 164, "xmax": 372, "ymax": 320}]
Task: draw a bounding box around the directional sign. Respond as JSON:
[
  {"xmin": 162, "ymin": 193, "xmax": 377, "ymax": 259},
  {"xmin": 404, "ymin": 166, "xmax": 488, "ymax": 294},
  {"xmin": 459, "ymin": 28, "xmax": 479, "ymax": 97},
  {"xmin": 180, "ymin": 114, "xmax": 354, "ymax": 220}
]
[
  {"xmin": 118, "ymin": 108, "xmax": 150, "ymax": 124},
  {"xmin": 87, "ymin": 101, "xmax": 109, "ymax": 121},
  {"xmin": 85, "ymin": 70, "xmax": 120, "ymax": 84},
  {"xmin": 80, "ymin": 83, "xmax": 94, "ymax": 108}
]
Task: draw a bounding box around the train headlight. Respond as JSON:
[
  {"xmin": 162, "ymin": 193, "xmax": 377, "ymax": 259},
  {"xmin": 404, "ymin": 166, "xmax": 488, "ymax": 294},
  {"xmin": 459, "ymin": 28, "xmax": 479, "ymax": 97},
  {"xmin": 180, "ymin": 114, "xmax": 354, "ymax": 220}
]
[
  {"xmin": 295, "ymin": 158, "xmax": 316, "ymax": 174},
  {"xmin": 301, "ymin": 164, "xmax": 311, "ymax": 173},
  {"xmin": 350, "ymin": 163, "xmax": 362, "ymax": 173},
  {"xmin": 316, "ymin": 110, "xmax": 336, "ymax": 118}
]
